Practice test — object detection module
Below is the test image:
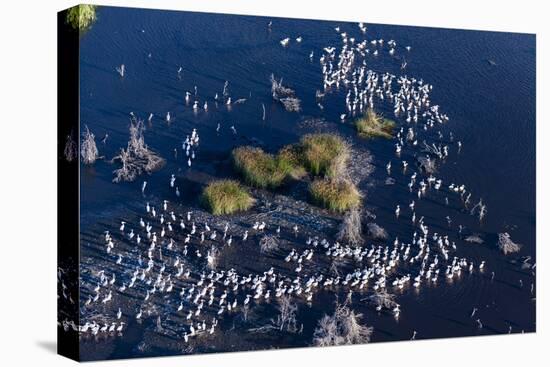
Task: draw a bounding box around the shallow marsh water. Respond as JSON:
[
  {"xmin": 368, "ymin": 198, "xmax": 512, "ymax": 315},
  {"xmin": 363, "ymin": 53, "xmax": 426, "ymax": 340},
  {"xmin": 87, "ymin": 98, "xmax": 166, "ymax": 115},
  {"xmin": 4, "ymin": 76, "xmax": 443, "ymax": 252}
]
[{"xmin": 75, "ymin": 6, "xmax": 535, "ymax": 360}]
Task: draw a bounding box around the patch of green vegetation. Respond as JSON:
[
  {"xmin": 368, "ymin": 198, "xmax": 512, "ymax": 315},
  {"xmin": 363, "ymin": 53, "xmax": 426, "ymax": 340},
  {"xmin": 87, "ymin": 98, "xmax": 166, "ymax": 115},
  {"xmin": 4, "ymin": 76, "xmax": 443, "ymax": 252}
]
[
  {"xmin": 309, "ymin": 179, "xmax": 361, "ymax": 213},
  {"xmin": 300, "ymin": 133, "xmax": 349, "ymax": 178},
  {"xmin": 66, "ymin": 4, "xmax": 98, "ymax": 31},
  {"xmin": 355, "ymin": 109, "xmax": 395, "ymax": 139},
  {"xmin": 201, "ymin": 180, "xmax": 255, "ymax": 215},
  {"xmin": 232, "ymin": 146, "xmax": 291, "ymax": 189},
  {"xmin": 230, "ymin": 134, "xmax": 358, "ymax": 213},
  {"xmin": 278, "ymin": 144, "xmax": 307, "ymax": 179}
]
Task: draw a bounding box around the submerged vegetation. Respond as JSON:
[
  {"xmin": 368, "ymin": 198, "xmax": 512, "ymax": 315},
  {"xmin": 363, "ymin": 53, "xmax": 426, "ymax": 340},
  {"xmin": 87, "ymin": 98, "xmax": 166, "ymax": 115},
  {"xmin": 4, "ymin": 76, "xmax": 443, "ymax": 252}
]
[
  {"xmin": 313, "ymin": 303, "xmax": 373, "ymax": 346},
  {"xmin": 355, "ymin": 109, "xmax": 395, "ymax": 139},
  {"xmin": 310, "ymin": 178, "xmax": 361, "ymax": 212},
  {"xmin": 112, "ymin": 118, "xmax": 165, "ymax": 183},
  {"xmin": 66, "ymin": 4, "xmax": 98, "ymax": 31},
  {"xmin": 81, "ymin": 126, "xmax": 98, "ymax": 165},
  {"xmin": 201, "ymin": 180, "xmax": 255, "ymax": 215}
]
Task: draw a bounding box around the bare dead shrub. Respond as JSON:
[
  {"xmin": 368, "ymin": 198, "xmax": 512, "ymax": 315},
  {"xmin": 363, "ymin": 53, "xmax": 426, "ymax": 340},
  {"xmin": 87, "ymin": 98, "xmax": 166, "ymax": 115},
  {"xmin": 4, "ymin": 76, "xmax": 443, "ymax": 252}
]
[
  {"xmin": 498, "ymin": 232, "xmax": 521, "ymax": 255},
  {"xmin": 337, "ymin": 207, "xmax": 363, "ymax": 246},
  {"xmin": 112, "ymin": 117, "xmax": 165, "ymax": 182},
  {"xmin": 421, "ymin": 141, "xmax": 444, "ymax": 159},
  {"xmin": 64, "ymin": 132, "xmax": 77, "ymax": 162},
  {"xmin": 275, "ymin": 295, "xmax": 299, "ymax": 332},
  {"xmin": 270, "ymin": 74, "xmax": 301, "ymax": 112},
  {"xmin": 366, "ymin": 222, "xmax": 388, "ymax": 240},
  {"xmin": 80, "ymin": 126, "xmax": 98, "ymax": 164},
  {"xmin": 259, "ymin": 234, "xmax": 279, "ymax": 253},
  {"xmin": 365, "ymin": 290, "xmax": 397, "ymax": 309},
  {"xmin": 313, "ymin": 302, "xmax": 373, "ymax": 346},
  {"xmin": 417, "ymin": 155, "xmax": 436, "ymax": 174}
]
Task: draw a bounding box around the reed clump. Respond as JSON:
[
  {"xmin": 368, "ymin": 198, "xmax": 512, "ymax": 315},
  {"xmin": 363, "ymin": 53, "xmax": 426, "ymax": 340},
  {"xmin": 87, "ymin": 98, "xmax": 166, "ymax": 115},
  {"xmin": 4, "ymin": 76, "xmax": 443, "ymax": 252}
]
[
  {"xmin": 310, "ymin": 178, "xmax": 361, "ymax": 213},
  {"xmin": 232, "ymin": 146, "xmax": 292, "ymax": 189},
  {"xmin": 300, "ymin": 133, "xmax": 349, "ymax": 178},
  {"xmin": 355, "ymin": 109, "xmax": 395, "ymax": 139},
  {"xmin": 232, "ymin": 133, "xmax": 348, "ymax": 187},
  {"xmin": 201, "ymin": 180, "xmax": 255, "ymax": 215},
  {"xmin": 232, "ymin": 133, "xmax": 361, "ymax": 213},
  {"xmin": 277, "ymin": 144, "xmax": 307, "ymax": 179}
]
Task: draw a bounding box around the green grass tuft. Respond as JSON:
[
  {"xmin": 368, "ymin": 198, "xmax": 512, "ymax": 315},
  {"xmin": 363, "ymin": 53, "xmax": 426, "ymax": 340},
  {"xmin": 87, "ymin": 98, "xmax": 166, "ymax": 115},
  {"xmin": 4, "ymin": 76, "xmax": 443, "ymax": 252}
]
[
  {"xmin": 277, "ymin": 144, "xmax": 307, "ymax": 179},
  {"xmin": 232, "ymin": 146, "xmax": 292, "ymax": 189},
  {"xmin": 231, "ymin": 133, "xmax": 351, "ymax": 197},
  {"xmin": 300, "ymin": 133, "xmax": 349, "ymax": 178},
  {"xmin": 66, "ymin": 4, "xmax": 98, "ymax": 31},
  {"xmin": 355, "ymin": 109, "xmax": 395, "ymax": 139},
  {"xmin": 309, "ymin": 179, "xmax": 361, "ymax": 213},
  {"xmin": 201, "ymin": 180, "xmax": 255, "ymax": 215}
]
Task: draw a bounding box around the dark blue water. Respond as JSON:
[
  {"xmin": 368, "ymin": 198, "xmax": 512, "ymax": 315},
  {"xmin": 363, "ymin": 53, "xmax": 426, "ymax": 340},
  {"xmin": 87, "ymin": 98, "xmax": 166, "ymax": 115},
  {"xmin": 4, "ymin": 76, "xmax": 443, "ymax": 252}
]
[{"xmin": 78, "ymin": 6, "xmax": 535, "ymax": 360}]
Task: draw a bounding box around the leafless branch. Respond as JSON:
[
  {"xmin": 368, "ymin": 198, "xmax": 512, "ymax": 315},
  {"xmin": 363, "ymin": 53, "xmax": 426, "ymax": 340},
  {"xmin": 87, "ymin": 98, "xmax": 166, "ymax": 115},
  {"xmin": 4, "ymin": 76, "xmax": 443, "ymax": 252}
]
[
  {"xmin": 80, "ymin": 125, "xmax": 98, "ymax": 165},
  {"xmin": 64, "ymin": 132, "xmax": 77, "ymax": 162},
  {"xmin": 366, "ymin": 222, "xmax": 388, "ymax": 240},
  {"xmin": 259, "ymin": 234, "xmax": 279, "ymax": 253},
  {"xmin": 313, "ymin": 302, "xmax": 373, "ymax": 346},
  {"xmin": 275, "ymin": 295, "xmax": 299, "ymax": 332},
  {"xmin": 111, "ymin": 117, "xmax": 165, "ymax": 182},
  {"xmin": 270, "ymin": 74, "xmax": 301, "ymax": 112},
  {"xmin": 498, "ymin": 232, "xmax": 521, "ymax": 255}
]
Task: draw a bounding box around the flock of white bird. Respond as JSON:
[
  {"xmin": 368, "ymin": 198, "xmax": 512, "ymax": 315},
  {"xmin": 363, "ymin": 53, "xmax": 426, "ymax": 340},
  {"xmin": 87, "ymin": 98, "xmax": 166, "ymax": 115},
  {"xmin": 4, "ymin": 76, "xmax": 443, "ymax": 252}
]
[
  {"xmin": 74, "ymin": 187, "xmax": 488, "ymax": 340},
  {"xmin": 317, "ymin": 23, "xmax": 486, "ymax": 224},
  {"xmin": 60, "ymin": 20, "xmax": 508, "ymax": 348}
]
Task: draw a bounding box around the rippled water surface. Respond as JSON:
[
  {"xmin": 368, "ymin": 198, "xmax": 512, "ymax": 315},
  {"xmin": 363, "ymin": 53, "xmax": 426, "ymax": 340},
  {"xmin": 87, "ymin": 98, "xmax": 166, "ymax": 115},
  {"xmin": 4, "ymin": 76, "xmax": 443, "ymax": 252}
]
[{"xmin": 76, "ymin": 6, "xmax": 535, "ymax": 360}]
